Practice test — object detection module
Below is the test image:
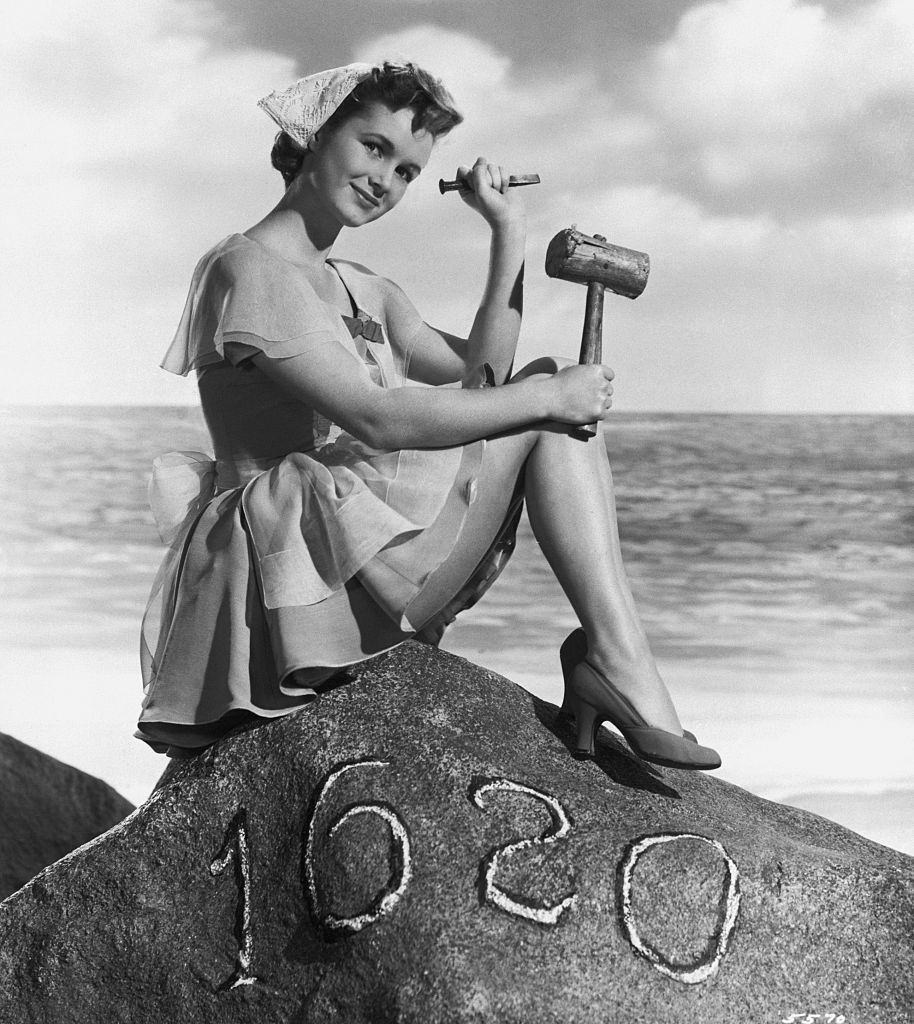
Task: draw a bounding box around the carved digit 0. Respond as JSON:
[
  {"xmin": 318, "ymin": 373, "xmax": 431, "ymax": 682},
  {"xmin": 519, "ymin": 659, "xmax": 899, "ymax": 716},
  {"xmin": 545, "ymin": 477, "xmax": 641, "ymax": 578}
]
[
  {"xmin": 304, "ymin": 759, "xmax": 412, "ymax": 934},
  {"xmin": 210, "ymin": 808, "xmax": 257, "ymax": 989},
  {"xmin": 470, "ymin": 777, "xmax": 577, "ymax": 925},
  {"xmin": 618, "ymin": 832, "xmax": 741, "ymax": 984}
]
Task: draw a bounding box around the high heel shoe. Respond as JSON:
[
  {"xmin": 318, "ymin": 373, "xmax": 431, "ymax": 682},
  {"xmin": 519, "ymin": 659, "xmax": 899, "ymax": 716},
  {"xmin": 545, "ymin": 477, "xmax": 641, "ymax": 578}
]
[
  {"xmin": 559, "ymin": 630, "xmax": 699, "ymax": 744},
  {"xmin": 558, "ymin": 630, "xmax": 721, "ymax": 770}
]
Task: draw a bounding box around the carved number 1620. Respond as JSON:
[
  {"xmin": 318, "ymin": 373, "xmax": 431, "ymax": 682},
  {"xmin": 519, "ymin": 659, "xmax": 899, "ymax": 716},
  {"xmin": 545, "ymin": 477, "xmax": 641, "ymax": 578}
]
[{"xmin": 210, "ymin": 758, "xmax": 740, "ymax": 991}]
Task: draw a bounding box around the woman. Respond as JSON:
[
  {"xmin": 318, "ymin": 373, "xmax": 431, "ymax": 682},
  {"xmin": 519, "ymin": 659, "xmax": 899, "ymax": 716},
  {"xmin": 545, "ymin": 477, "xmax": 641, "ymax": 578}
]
[{"xmin": 138, "ymin": 61, "xmax": 720, "ymax": 770}]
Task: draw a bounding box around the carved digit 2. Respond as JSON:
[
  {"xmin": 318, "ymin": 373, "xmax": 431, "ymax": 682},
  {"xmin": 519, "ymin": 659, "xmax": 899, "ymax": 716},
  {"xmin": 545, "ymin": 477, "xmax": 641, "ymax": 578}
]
[
  {"xmin": 619, "ymin": 832, "xmax": 741, "ymax": 984},
  {"xmin": 470, "ymin": 778, "xmax": 578, "ymax": 926},
  {"xmin": 210, "ymin": 808, "xmax": 257, "ymax": 989},
  {"xmin": 304, "ymin": 759, "xmax": 412, "ymax": 934}
]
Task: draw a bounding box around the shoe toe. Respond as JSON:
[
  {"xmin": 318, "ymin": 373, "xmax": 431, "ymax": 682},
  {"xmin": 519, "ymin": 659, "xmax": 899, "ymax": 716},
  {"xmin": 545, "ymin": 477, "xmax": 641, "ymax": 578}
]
[{"xmin": 691, "ymin": 742, "xmax": 721, "ymax": 769}]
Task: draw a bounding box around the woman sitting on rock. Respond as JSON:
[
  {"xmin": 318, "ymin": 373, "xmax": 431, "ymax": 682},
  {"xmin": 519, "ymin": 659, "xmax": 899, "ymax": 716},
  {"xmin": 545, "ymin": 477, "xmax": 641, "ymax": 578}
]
[{"xmin": 138, "ymin": 61, "xmax": 720, "ymax": 771}]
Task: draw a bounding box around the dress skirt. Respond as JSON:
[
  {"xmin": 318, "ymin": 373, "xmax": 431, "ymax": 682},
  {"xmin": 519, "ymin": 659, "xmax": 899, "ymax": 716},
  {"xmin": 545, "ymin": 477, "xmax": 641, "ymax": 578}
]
[{"xmin": 136, "ymin": 438, "xmax": 486, "ymax": 753}]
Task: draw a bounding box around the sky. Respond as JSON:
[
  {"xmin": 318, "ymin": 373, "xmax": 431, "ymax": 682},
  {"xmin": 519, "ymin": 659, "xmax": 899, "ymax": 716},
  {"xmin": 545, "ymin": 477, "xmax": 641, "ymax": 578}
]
[{"xmin": 1, "ymin": 0, "xmax": 912, "ymax": 412}]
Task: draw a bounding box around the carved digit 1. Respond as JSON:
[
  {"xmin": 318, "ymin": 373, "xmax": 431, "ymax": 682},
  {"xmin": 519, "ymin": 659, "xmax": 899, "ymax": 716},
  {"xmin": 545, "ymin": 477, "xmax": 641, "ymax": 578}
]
[
  {"xmin": 210, "ymin": 808, "xmax": 257, "ymax": 989},
  {"xmin": 470, "ymin": 778, "xmax": 578, "ymax": 926},
  {"xmin": 618, "ymin": 832, "xmax": 741, "ymax": 985},
  {"xmin": 304, "ymin": 759, "xmax": 412, "ymax": 934}
]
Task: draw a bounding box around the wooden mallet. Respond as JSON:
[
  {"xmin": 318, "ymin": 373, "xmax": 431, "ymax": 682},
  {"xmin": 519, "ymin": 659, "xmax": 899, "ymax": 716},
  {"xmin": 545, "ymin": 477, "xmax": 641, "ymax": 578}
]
[{"xmin": 545, "ymin": 227, "xmax": 650, "ymax": 439}]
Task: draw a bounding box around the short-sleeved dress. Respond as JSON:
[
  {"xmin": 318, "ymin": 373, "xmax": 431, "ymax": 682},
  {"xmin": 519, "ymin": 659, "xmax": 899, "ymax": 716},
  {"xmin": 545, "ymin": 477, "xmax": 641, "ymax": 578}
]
[{"xmin": 136, "ymin": 233, "xmax": 488, "ymax": 753}]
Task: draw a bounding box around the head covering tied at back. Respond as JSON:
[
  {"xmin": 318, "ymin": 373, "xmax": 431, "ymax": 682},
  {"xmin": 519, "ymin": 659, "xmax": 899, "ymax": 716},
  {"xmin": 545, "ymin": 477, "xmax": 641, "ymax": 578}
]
[{"xmin": 257, "ymin": 62, "xmax": 376, "ymax": 148}]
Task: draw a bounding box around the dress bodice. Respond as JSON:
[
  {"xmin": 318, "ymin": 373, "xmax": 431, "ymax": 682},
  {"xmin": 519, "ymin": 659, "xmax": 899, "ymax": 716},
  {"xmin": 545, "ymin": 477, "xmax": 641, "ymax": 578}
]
[{"xmin": 182, "ymin": 237, "xmax": 402, "ymax": 474}]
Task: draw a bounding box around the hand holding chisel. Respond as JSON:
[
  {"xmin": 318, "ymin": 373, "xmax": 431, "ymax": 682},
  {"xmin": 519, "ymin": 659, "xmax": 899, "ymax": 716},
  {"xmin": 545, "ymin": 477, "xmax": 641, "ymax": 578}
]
[{"xmin": 439, "ymin": 173, "xmax": 540, "ymax": 194}]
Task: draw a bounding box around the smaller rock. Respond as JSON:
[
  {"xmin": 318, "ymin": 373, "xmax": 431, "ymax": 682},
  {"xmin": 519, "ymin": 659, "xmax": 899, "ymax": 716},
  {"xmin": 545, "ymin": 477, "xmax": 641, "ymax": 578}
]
[{"xmin": 0, "ymin": 733, "xmax": 134, "ymax": 899}]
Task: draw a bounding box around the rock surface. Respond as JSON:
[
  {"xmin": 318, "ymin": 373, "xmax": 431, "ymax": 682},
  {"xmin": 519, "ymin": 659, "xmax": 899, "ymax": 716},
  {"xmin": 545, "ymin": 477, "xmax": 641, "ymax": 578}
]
[
  {"xmin": 0, "ymin": 732, "xmax": 134, "ymax": 900},
  {"xmin": 0, "ymin": 643, "xmax": 911, "ymax": 1023}
]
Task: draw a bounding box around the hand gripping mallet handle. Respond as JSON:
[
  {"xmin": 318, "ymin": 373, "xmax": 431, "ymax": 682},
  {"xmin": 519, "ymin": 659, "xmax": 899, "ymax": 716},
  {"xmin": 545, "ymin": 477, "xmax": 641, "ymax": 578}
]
[
  {"xmin": 439, "ymin": 173, "xmax": 541, "ymax": 194},
  {"xmin": 544, "ymin": 227, "xmax": 650, "ymax": 440}
]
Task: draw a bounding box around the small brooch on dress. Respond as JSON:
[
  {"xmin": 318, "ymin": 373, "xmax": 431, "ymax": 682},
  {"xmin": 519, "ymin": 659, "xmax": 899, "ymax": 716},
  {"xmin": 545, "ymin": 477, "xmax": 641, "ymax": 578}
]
[{"xmin": 341, "ymin": 310, "xmax": 385, "ymax": 344}]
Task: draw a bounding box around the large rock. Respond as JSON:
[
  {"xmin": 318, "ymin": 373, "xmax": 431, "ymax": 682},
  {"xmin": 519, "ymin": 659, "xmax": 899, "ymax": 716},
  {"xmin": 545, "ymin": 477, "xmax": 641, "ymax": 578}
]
[
  {"xmin": 0, "ymin": 732, "xmax": 133, "ymax": 899},
  {"xmin": 0, "ymin": 643, "xmax": 910, "ymax": 1023}
]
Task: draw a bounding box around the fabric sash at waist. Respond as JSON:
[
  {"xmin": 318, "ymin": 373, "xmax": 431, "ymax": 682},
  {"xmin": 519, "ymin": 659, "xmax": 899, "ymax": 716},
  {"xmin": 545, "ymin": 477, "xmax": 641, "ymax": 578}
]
[{"xmin": 147, "ymin": 451, "xmax": 283, "ymax": 545}]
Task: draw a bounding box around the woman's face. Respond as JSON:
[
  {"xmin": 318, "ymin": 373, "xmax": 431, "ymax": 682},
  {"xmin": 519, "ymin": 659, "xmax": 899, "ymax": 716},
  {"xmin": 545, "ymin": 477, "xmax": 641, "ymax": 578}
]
[{"xmin": 303, "ymin": 100, "xmax": 435, "ymax": 227}]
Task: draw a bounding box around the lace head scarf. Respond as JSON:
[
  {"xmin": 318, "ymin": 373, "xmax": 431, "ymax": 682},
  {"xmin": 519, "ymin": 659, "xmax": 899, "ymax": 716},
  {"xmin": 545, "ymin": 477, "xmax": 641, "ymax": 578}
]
[{"xmin": 257, "ymin": 62, "xmax": 376, "ymax": 148}]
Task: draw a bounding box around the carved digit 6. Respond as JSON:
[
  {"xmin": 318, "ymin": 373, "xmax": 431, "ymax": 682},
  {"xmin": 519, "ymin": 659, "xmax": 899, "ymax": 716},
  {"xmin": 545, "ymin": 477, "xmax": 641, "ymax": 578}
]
[
  {"xmin": 470, "ymin": 777, "xmax": 578, "ymax": 926},
  {"xmin": 303, "ymin": 759, "xmax": 412, "ymax": 934}
]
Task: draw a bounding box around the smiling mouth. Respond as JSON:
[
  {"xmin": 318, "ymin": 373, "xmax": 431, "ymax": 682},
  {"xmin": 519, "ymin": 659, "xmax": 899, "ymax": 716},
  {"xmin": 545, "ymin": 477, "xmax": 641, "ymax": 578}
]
[{"xmin": 351, "ymin": 184, "xmax": 380, "ymax": 208}]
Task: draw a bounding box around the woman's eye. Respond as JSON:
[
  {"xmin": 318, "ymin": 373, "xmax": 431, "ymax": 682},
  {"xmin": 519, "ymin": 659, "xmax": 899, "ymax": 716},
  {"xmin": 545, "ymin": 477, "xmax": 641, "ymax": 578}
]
[
  {"xmin": 396, "ymin": 168, "xmax": 413, "ymax": 183},
  {"xmin": 363, "ymin": 140, "xmax": 380, "ymax": 155}
]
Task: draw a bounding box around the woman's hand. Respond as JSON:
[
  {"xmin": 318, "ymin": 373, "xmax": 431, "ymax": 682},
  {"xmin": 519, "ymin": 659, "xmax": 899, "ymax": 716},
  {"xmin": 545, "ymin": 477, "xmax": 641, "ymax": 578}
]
[
  {"xmin": 544, "ymin": 364, "xmax": 615, "ymax": 424},
  {"xmin": 455, "ymin": 157, "xmax": 525, "ymax": 230}
]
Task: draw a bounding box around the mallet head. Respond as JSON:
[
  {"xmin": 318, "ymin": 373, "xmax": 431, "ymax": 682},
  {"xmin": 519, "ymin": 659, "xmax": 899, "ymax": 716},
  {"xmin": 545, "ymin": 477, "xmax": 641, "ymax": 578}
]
[{"xmin": 545, "ymin": 227, "xmax": 650, "ymax": 299}]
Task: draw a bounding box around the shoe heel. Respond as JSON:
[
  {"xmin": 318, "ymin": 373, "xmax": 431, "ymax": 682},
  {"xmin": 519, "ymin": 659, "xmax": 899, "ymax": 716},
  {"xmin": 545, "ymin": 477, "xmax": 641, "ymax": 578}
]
[
  {"xmin": 565, "ymin": 695, "xmax": 601, "ymax": 757},
  {"xmin": 559, "ymin": 628, "xmax": 587, "ymax": 720}
]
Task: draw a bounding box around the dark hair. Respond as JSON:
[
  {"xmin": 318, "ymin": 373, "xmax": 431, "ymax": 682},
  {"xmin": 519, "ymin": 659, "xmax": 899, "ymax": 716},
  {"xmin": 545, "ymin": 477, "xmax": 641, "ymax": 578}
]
[{"xmin": 270, "ymin": 61, "xmax": 463, "ymax": 187}]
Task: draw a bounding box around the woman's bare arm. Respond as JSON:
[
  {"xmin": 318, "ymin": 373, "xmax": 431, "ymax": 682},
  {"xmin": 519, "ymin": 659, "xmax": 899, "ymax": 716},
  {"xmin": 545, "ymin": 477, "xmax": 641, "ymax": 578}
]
[
  {"xmin": 386, "ymin": 159, "xmax": 526, "ymax": 387},
  {"xmin": 250, "ymin": 340, "xmax": 613, "ymax": 451},
  {"xmin": 463, "ymin": 211, "xmax": 525, "ymax": 384}
]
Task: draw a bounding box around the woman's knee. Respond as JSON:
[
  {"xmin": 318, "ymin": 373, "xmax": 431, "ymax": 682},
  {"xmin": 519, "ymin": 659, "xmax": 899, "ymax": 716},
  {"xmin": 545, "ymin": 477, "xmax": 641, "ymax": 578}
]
[{"xmin": 510, "ymin": 355, "xmax": 576, "ymax": 382}]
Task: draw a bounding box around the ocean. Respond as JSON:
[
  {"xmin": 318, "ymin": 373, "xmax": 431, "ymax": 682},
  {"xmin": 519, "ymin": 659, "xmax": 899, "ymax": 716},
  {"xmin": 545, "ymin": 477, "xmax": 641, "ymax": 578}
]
[{"xmin": 1, "ymin": 407, "xmax": 912, "ymax": 854}]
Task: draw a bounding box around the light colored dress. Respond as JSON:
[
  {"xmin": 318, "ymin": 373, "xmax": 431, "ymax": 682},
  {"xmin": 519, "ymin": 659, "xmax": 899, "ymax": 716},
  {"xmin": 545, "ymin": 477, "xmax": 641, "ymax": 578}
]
[{"xmin": 137, "ymin": 234, "xmax": 487, "ymax": 753}]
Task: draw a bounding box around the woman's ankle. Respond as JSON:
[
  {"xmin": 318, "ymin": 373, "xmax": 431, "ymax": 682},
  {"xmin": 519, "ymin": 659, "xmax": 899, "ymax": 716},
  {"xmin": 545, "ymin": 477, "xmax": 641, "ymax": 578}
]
[
  {"xmin": 583, "ymin": 638, "xmax": 683, "ymax": 732},
  {"xmin": 585, "ymin": 634, "xmax": 655, "ymax": 684}
]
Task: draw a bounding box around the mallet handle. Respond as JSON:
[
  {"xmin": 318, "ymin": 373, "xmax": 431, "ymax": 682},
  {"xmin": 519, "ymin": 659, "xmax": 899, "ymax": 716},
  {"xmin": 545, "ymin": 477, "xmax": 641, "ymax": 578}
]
[
  {"xmin": 571, "ymin": 254, "xmax": 607, "ymax": 441},
  {"xmin": 439, "ymin": 173, "xmax": 541, "ymax": 194},
  {"xmin": 579, "ymin": 280, "xmax": 605, "ymax": 366}
]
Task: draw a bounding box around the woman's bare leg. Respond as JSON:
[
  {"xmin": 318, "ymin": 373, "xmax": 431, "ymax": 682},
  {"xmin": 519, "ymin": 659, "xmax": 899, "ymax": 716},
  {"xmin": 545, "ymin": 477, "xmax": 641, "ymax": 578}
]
[
  {"xmin": 523, "ymin": 421, "xmax": 682, "ymax": 733},
  {"xmin": 410, "ymin": 365, "xmax": 682, "ymax": 733}
]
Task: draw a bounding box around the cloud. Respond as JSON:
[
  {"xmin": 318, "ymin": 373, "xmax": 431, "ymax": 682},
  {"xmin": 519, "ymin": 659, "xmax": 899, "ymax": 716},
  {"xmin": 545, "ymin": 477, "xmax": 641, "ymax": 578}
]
[
  {"xmin": 637, "ymin": 0, "xmax": 914, "ymax": 214},
  {"xmin": 1, "ymin": 0, "xmax": 295, "ymax": 404}
]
